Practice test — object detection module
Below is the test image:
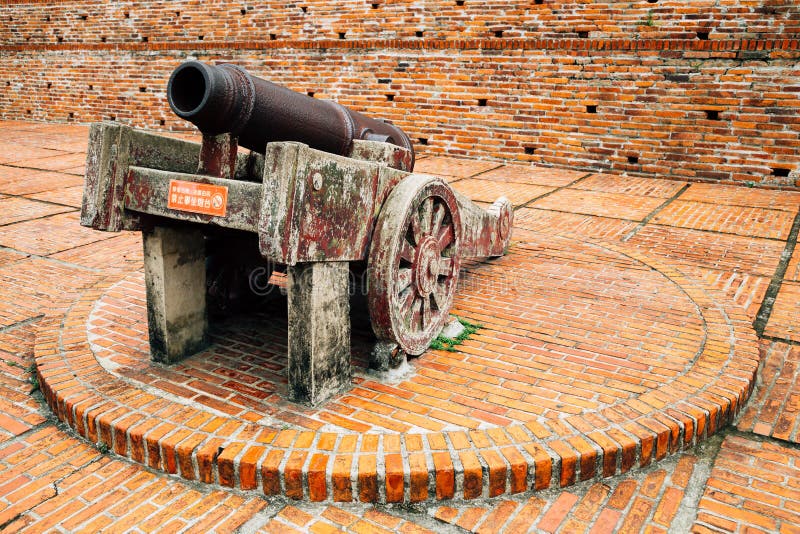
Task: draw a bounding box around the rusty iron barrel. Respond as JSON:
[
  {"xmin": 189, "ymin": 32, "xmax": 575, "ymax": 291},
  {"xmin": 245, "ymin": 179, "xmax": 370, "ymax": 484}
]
[{"xmin": 167, "ymin": 60, "xmax": 414, "ymax": 166}]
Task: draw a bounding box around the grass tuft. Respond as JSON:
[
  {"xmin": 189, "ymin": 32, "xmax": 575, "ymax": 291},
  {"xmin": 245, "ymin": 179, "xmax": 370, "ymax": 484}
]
[{"xmin": 430, "ymin": 316, "xmax": 482, "ymax": 352}]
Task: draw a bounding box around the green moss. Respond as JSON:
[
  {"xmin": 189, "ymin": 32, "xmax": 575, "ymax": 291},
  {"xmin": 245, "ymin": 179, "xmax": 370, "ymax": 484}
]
[
  {"xmin": 430, "ymin": 316, "xmax": 482, "ymax": 352},
  {"xmin": 29, "ymin": 374, "xmax": 39, "ymax": 393}
]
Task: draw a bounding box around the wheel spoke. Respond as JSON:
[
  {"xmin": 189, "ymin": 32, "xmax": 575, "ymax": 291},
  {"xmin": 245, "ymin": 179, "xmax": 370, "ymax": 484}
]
[
  {"xmin": 421, "ymin": 295, "xmax": 431, "ymax": 327},
  {"xmin": 421, "ymin": 197, "xmax": 433, "ymax": 235},
  {"xmin": 409, "ymin": 297, "xmax": 423, "ymax": 329},
  {"xmin": 410, "ymin": 214, "xmax": 423, "ymax": 245},
  {"xmin": 437, "ymin": 223, "xmax": 454, "ymax": 250},
  {"xmin": 431, "ymin": 204, "xmax": 445, "ymax": 239},
  {"xmin": 431, "ymin": 286, "xmax": 446, "ymax": 310},
  {"xmin": 396, "ymin": 268, "xmax": 413, "ymax": 294},
  {"xmin": 399, "ymin": 238, "xmax": 416, "ymax": 263},
  {"xmin": 399, "ymin": 288, "xmax": 416, "ymax": 319}
]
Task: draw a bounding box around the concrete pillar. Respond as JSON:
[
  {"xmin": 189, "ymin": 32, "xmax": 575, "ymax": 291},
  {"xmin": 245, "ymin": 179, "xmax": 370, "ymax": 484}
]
[
  {"xmin": 287, "ymin": 262, "xmax": 351, "ymax": 405},
  {"xmin": 142, "ymin": 225, "xmax": 208, "ymax": 364}
]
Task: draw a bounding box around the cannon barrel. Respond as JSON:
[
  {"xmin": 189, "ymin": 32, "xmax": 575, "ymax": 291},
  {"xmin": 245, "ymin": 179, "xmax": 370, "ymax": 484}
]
[{"xmin": 167, "ymin": 60, "xmax": 414, "ymax": 166}]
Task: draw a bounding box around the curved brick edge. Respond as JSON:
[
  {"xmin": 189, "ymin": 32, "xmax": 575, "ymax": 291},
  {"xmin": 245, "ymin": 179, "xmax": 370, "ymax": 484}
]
[{"xmin": 34, "ymin": 238, "xmax": 760, "ymax": 504}]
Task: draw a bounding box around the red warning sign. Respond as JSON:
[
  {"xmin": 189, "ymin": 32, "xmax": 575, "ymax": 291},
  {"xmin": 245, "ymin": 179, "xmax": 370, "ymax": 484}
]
[{"xmin": 167, "ymin": 180, "xmax": 228, "ymax": 217}]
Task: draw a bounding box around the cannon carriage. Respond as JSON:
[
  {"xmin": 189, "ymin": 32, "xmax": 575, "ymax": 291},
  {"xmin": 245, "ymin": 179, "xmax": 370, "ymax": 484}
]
[{"xmin": 81, "ymin": 61, "xmax": 513, "ymax": 404}]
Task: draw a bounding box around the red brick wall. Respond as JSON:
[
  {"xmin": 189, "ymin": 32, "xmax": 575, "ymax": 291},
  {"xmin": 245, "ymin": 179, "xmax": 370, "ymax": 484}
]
[
  {"xmin": 1, "ymin": 1, "xmax": 799, "ymax": 186},
  {"xmin": 2, "ymin": 0, "xmax": 798, "ymax": 43}
]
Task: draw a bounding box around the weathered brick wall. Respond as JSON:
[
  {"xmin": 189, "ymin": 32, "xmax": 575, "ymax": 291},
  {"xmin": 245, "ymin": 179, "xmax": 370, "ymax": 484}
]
[
  {"xmin": 2, "ymin": 0, "xmax": 798, "ymax": 43},
  {"xmin": 1, "ymin": 1, "xmax": 799, "ymax": 185}
]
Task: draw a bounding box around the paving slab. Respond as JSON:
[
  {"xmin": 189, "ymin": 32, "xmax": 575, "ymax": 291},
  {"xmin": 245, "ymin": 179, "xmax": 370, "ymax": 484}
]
[
  {"xmin": 529, "ymin": 189, "xmax": 665, "ymax": 221},
  {"xmin": 413, "ymin": 156, "xmax": 502, "ymax": 180},
  {"xmin": 515, "ymin": 207, "xmax": 638, "ymax": 241},
  {"xmin": 0, "ymin": 212, "xmax": 116, "ymax": 256},
  {"xmin": 0, "ymin": 256, "xmax": 100, "ymax": 328},
  {"xmin": 679, "ymin": 183, "xmax": 800, "ymax": 212},
  {"xmin": 0, "ymin": 197, "xmax": 74, "ymax": 226},
  {"xmin": 431, "ymin": 450, "xmax": 707, "ymax": 533},
  {"xmin": 25, "ymin": 185, "xmax": 84, "ymax": 208},
  {"xmin": 9, "ymin": 152, "xmax": 87, "ymax": 173},
  {"xmin": 788, "ymin": 245, "xmax": 800, "ymax": 282},
  {"xmin": 651, "ymin": 199, "xmax": 796, "ymax": 240},
  {"xmin": 764, "ymin": 281, "xmax": 800, "ymax": 343},
  {"xmin": 572, "ymin": 173, "xmax": 688, "ymax": 198},
  {"xmin": 694, "ymin": 268, "xmax": 770, "ymax": 322},
  {"xmin": 0, "ymin": 166, "xmax": 84, "ymax": 196},
  {"xmin": 693, "ymin": 434, "xmax": 800, "ymax": 533},
  {"xmin": 738, "ymin": 341, "xmax": 800, "ymax": 443},
  {"xmin": 0, "ymin": 427, "xmax": 272, "ymax": 533},
  {"xmin": 472, "ymin": 164, "xmax": 587, "ymax": 187},
  {"xmin": 626, "ymin": 225, "xmax": 785, "ymax": 278},
  {"xmin": 49, "ymin": 233, "xmax": 144, "ymax": 272},
  {"xmin": 452, "ymin": 178, "xmax": 554, "ymax": 206},
  {"xmin": 0, "ymin": 249, "xmax": 27, "ymax": 268},
  {"xmin": 0, "ymin": 321, "xmax": 46, "ymax": 443},
  {"xmin": 0, "ymin": 144, "xmax": 70, "ymax": 165}
]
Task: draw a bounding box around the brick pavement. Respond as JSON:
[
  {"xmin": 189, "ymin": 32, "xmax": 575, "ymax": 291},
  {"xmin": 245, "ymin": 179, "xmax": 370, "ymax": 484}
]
[{"xmin": 0, "ymin": 121, "xmax": 798, "ymax": 531}]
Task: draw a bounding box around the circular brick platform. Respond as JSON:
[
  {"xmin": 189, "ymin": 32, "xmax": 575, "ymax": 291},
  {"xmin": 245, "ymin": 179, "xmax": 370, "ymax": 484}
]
[{"xmin": 34, "ymin": 231, "xmax": 760, "ymax": 503}]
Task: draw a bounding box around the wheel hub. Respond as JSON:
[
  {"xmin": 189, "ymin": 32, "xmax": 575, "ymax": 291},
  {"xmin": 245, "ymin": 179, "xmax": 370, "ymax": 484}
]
[{"xmin": 414, "ymin": 236, "xmax": 439, "ymax": 296}]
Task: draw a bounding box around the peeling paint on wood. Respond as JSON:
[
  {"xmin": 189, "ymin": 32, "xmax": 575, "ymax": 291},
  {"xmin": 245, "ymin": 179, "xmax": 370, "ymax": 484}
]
[{"xmin": 125, "ymin": 167, "xmax": 261, "ymax": 232}]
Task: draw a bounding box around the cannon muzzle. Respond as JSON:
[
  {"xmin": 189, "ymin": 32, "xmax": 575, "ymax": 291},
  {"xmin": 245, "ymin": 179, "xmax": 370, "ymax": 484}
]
[{"xmin": 167, "ymin": 61, "xmax": 414, "ymax": 166}]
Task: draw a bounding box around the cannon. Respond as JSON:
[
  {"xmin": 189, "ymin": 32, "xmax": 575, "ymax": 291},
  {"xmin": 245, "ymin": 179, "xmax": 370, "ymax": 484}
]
[
  {"xmin": 81, "ymin": 61, "xmax": 513, "ymax": 405},
  {"xmin": 168, "ymin": 61, "xmax": 414, "ymax": 161}
]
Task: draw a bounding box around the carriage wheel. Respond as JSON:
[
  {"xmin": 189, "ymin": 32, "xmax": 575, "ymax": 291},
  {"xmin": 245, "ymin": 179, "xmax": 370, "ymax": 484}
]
[{"xmin": 368, "ymin": 174, "xmax": 461, "ymax": 355}]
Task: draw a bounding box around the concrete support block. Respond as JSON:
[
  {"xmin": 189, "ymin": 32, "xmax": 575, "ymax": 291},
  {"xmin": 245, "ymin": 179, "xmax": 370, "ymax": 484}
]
[
  {"xmin": 142, "ymin": 225, "xmax": 208, "ymax": 364},
  {"xmin": 287, "ymin": 261, "xmax": 351, "ymax": 405},
  {"xmin": 369, "ymin": 341, "xmax": 406, "ymax": 372}
]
